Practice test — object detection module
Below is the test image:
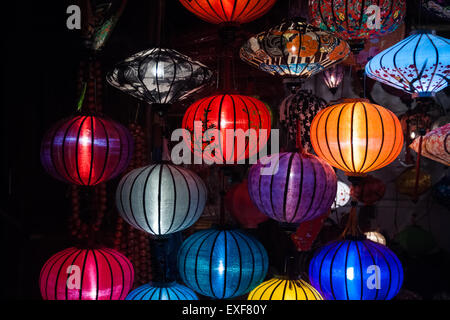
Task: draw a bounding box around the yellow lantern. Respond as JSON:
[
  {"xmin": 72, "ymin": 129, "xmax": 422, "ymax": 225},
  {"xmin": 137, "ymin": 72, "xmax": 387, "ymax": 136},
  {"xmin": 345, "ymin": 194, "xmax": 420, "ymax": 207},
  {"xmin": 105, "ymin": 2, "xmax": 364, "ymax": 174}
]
[{"xmin": 248, "ymin": 277, "xmax": 323, "ymax": 300}]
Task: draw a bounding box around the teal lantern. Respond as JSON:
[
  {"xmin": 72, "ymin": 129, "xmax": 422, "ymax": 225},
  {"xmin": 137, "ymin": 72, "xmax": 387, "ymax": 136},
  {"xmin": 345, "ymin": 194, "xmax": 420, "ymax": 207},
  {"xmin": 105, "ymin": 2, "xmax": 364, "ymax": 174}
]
[{"xmin": 126, "ymin": 282, "xmax": 198, "ymax": 300}]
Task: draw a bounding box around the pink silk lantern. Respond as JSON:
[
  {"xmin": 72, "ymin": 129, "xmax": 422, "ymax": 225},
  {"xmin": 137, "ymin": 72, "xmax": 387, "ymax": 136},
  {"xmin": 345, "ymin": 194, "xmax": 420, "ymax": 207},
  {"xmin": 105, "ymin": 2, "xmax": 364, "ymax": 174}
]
[{"xmin": 410, "ymin": 123, "xmax": 450, "ymax": 166}]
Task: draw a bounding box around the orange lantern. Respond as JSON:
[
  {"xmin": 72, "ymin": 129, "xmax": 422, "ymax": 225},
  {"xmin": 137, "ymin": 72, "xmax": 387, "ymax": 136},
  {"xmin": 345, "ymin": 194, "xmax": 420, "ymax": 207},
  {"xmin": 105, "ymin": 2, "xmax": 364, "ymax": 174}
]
[{"xmin": 310, "ymin": 98, "xmax": 403, "ymax": 176}]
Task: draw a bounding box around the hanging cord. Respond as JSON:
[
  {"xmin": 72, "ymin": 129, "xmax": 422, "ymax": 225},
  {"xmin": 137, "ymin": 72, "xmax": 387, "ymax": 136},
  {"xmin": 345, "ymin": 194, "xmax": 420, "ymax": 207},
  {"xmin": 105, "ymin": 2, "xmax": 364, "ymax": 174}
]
[
  {"xmin": 218, "ymin": 167, "xmax": 226, "ymax": 226},
  {"xmin": 412, "ymin": 126, "xmax": 425, "ymax": 203},
  {"xmin": 342, "ymin": 176, "xmax": 364, "ymax": 238}
]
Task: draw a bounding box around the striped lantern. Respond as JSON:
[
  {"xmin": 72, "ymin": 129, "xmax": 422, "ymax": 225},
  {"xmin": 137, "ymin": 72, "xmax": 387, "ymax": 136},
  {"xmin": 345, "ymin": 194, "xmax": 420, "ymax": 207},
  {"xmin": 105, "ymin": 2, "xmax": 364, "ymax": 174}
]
[
  {"xmin": 248, "ymin": 152, "xmax": 337, "ymax": 224},
  {"xmin": 40, "ymin": 114, "xmax": 133, "ymax": 186},
  {"xmin": 248, "ymin": 277, "xmax": 323, "ymax": 300},
  {"xmin": 309, "ymin": 239, "xmax": 403, "ymax": 300},
  {"xmin": 39, "ymin": 247, "xmax": 134, "ymax": 300},
  {"xmin": 310, "ymin": 99, "xmax": 403, "ymax": 176},
  {"xmin": 126, "ymin": 282, "xmax": 198, "ymax": 300},
  {"xmin": 116, "ymin": 164, "xmax": 207, "ymax": 236},
  {"xmin": 177, "ymin": 228, "xmax": 268, "ymax": 299}
]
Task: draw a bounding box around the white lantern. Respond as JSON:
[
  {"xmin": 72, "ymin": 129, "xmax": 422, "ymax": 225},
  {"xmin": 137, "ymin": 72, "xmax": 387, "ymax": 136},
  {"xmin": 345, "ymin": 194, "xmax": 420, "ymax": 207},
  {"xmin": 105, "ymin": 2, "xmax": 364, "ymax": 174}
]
[
  {"xmin": 331, "ymin": 181, "xmax": 351, "ymax": 209},
  {"xmin": 365, "ymin": 231, "xmax": 387, "ymax": 245}
]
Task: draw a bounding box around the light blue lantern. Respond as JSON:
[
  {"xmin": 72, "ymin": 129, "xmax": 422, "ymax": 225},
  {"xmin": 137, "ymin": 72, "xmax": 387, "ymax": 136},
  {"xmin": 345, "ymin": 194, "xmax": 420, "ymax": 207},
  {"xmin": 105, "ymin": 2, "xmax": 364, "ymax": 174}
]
[
  {"xmin": 366, "ymin": 31, "xmax": 450, "ymax": 97},
  {"xmin": 177, "ymin": 228, "xmax": 269, "ymax": 299},
  {"xmin": 309, "ymin": 238, "xmax": 403, "ymax": 300},
  {"xmin": 126, "ymin": 282, "xmax": 198, "ymax": 300}
]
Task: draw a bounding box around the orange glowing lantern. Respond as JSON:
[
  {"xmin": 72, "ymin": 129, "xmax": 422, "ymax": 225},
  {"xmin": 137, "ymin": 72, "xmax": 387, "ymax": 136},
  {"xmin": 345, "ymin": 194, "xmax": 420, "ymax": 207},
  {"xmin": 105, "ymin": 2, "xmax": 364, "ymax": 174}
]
[{"xmin": 310, "ymin": 99, "xmax": 403, "ymax": 176}]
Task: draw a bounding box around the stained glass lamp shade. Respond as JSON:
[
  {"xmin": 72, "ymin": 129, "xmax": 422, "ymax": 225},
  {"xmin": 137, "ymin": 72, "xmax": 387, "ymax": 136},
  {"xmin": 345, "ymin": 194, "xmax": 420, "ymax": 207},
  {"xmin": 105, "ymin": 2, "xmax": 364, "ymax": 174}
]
[
  {"xmin": 240, "ymin": 19, "xmax": 350, "ymax": 78},
  {"xmin": 178, "ymin": 0, "xmax": 277, "ymax": 25},
  {"xmin": 116, "ymin": 163, "xmax": 207, "ymax": 236},
  {"xmin": 309, "ymin": 239, "xmax": 403, "ymax": 300},
  {"xmin": 248, "ymin": 277, "xmax": 323, "ymax": 300},
  {"xmin": 126, "ymin": 282, "xmax": 198, "ymax": 300},
  {"xmin": 107, "ymin": 48, "xmax": 213, "ymax": 106},
  {"xmin": 365, "ymin": 31, "xmax": 450, "ymax": 97},
  {"xmin": 177, "ymin": 228, "xmax": 268, "ymax": 299}
]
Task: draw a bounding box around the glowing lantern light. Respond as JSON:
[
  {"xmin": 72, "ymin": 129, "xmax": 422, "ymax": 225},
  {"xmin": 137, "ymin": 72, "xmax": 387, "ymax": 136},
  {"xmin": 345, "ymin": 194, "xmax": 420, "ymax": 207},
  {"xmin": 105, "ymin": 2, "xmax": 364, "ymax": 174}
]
[
  {"xmin": 310, "ymin": 99, "xmax": 404, "ymax": 176},
  {"xmin": 365, "ymin": 231, "xmax": 387, "ymax": 245},
  {"xmin": 248, "ymin": 152, "xmax": 337, "ymax": 224},
  {"xmin": 366, "ymin": 31, "xmax": 450, "ymax": 97},
  {"xmin": 323, "ymin": 65, "xmax": 345, "ymax": 94},
  {"xmin": 182, "ymin": 94, "xmax": 271, "ymax": 164},
  {"xmin": 39, "ymin": 247, "xmax": 134, "ymax": 300},
  {"xmin": 248, "ymin": 277, "xmax": 323, "ymax": 300},
  {"xmin": 240, "ymin": 19, "xmax": 350, "ymax": 78},
  {"xmin": 178, "ymin": 0, "xmax": 277, "ymax": 25},
  {"xmin": 40, "ymin": 114, "xmax": 133, "ymax": 186},
  {"xmin": 332, "ymin": 180, "xmax": 351, "ymax": 209},
  {"xmin": 309, "ymin": 239, "xmax": 403, "ymax": 300},
  {"xmin": 116, "ymin": 164, "xmax": 207, "ymax": 236},
  {"xmin": 126, "ymin": 282, "xmax": 198, "ymax": 300},
  {"xmin": 410, "ymin": 123, "xmax": 450, "ymax": 166},
  {"xmin": 177, "ymin": 228, "xmax": 268, "ymax": 299}
]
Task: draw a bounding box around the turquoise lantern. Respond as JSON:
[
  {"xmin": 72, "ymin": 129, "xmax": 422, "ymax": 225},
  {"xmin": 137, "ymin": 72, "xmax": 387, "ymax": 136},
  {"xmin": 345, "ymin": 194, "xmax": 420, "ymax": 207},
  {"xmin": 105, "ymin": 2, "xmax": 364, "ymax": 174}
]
[{"xmin": 126, "ymin": 282, "xmax": 198, "ymax": 300}]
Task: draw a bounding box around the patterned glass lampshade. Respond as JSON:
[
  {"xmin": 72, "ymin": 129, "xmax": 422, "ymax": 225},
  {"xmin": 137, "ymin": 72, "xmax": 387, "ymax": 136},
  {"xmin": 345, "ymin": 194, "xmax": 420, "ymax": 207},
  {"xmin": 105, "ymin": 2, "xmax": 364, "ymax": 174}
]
[
  {"xmin": 178, "ymin": 0, "xmax": 276, "ymax": 25},
  {"xmin": 323, "ymin": 64, "xmax": 345, "ymax": 94},
  {"xmin": 39, "ymin": 247, "xmax": 134, "ymax": 300},
  {"xmin": 177, "ymin": 228, "xmax": 268, "ymax": 299},
  {"xmin": 126, "ymin": 282, "xmax": 198, "ymax": 300},
  {"xmin": 248, "ymin": 277, "xmax": 323, "ymax": 300},
  {"xmin": 240, "ymin": 19, "xmax": 350, "ymax": 78},
  {"xmin": 366, "ymin": 31, "xmax": 450, "ymax": 97},
  {"xmin": 248, "ymin": 152, "xmax": 337, "ymax": 224},
  {"xmin": 310, "ymin": 99, "xmax": 404, "ymax": 176},
  {"xmin": 40, "ymin": 114, "xmax": 133, "ymax": 186},
  {"xmin": 116, "ymin": 164, "xmax": 207, "ymax": 236},
  {"xmin": 309, "ymin": 239, "xmax": 403, "ymax": 300},
  {"xmin": 107, "ymin": 48, "xmax": 213, "ymax": 105}
]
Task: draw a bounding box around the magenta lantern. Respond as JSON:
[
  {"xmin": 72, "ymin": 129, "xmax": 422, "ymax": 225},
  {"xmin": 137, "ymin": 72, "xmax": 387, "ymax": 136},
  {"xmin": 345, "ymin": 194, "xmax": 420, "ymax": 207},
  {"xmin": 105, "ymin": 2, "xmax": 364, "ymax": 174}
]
[{"xmin": 39, "ymin": 247, "xmax": 134, "ymax": 300}]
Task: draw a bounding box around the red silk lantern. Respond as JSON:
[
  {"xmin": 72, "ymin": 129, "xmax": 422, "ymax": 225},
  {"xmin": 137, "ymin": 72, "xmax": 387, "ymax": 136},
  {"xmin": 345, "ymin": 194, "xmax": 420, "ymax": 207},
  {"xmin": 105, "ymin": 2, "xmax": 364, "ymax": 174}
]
[
  {"xmin": 182, "ymin": 94, "xmax": 271, "ymax": 164},
  {"xmin": 291, "ymin": 214, "xmax": 328, "ymax": 251},
  {"xmin": 178, "ymin": 0, "xmax": 276, "ymax": 25},
  {"xmin": 41, "ymin": 114, "xmax": 133, "ymax": 185},
  {"xmin": 39, "ymin": 247, "xmax": 134, "ymax": 300},
  {"xmin": 350, "ymin": 175, "xmax": 386, "ymax": 205},
  {"xmin": 225, "ymin": 179, "xmax": 269, "ymax": 228}
]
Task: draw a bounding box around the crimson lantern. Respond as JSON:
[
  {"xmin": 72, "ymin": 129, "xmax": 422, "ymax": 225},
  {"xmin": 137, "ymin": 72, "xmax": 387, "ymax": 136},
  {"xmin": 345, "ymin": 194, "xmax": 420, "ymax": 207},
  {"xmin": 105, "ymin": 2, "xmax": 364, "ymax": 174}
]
[
  {"xmin": 178, "ymin": 0, "xmax": 276, "ymax": 25},
  {"xmin": 39, "ymin": 247, "xmax": 134, "ymax": 300},
  {"xmin": 182, "ymin": 94, "xmax": 271, "ymax": 164},
  {"xmin": 41, "ymin": 114, "xmax": 133, "ymax": 186}
]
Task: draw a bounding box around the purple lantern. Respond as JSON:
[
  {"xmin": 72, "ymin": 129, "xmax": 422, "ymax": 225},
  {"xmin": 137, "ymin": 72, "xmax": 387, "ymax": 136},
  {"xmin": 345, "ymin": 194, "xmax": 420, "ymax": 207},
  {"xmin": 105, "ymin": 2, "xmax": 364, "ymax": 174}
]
[
  {"xmin": 248, "ymin": 152, "xmax": 337, "ymax": 224},
  {"xmin": 322, "ymin": 64, "xmax": 345, "ymax": 94}
]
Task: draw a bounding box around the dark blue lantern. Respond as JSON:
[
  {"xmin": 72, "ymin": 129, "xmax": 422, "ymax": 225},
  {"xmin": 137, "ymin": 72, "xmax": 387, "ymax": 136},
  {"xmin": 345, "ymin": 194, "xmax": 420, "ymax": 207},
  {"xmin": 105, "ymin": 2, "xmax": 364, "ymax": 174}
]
[
  {"xmin": 177, "ymin": 228, "xmax": 268, "ymax": 299},
  {"xmin": 125, "ymin": 282, "xmax": 198, "ymax": 300},
  {"xmin": 433, "ymin": 176, "xmax": 450, "ymax": 208},
  {"xmin": 309, "ymin": 239, "xmax": 403, "ymax": 300}
]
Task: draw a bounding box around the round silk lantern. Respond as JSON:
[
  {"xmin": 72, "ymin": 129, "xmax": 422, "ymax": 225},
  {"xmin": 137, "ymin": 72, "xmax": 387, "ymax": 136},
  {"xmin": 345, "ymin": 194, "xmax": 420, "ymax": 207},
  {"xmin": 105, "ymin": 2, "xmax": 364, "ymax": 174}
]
[
  {"xmin": 177, "ymin": 228, "xmax": 268, "ymax": 299},
  {"xmin": 41, "ymin": 114, "xmax": 133, "ymax": 186},
  {"xmin": 182, "ymin": 94, "xmax": 271, "ymax": 164},
  {"xmin": 126, "ymin": 282, "xmax": 198, "ymax": 300},
  {"xmin": 248, "ymin": 152, "xmax": 337, "ymax": 224},
  {"xmin": 323, "ymin": 65, "xmax": 345, "ymax": 94},
  {"xmin": 365, "ymin": 231, "xmax": 387, "ymax": 245},
  {"xmin": 225, "ymin": 179, "xmax": 269, "ymax": 229},
  {"xmin": 240, "ymin": 19, "xmax": 350, "ymax": 78},
  {"xmin": 248, "ymin": 277, "xmax": 323, "ymax": 300},
  {"xmin": 309, "ymin": 239, "xmax": 403, "ymax": 300},
  {"xmin": 178, "ymin": 0, "xmax": 276, "ymax": 25},
  {"xmin": 39, "ymin": 247, "xmax": 134, "ymax": 300},
  {"xmin": 351, "ymin": 175, "xmax": 386, "ymax": 205},
  {"xmin": 433, "ymin": 175, "xmax": 450, "ymax": 208},
  {"xmin": 395, "ymin": 168, "xmax": 432, "ymax": 198},
  {"xmin": 310, "ymin": 99, "xmax": 404, "ymax": 176},
  {"xmin": 366, "ymin": 31, "xmax": 450, "ymax": 97},
  {"xmin": 107, "ymin": 48, "xmax": 213, "ymax": 106},
  {"xmin": 309, "ymin": 0, "xmax": 406, "ymax": 43},
  {"xmin": 116, "ymin": 164, "xmax": 207, "ymax": 236},
  {"xmin": 332, "ymin": 181, "xmax": 351, "ymax": 209},
  {"xmin": 394, "ymin": 225, "xmax": 438, "ymax": 257}
]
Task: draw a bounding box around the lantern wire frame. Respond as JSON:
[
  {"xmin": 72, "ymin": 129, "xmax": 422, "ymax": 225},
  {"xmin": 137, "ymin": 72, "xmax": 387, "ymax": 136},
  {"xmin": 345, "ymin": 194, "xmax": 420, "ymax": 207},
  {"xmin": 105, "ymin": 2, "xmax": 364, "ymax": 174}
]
[
  {"xmin": 125, "ymin": 281, "xmax": 198, "ymax": 300},
  {"xmin": 248, "ymin": 277, "xmax": 323, "ymax": 300}
]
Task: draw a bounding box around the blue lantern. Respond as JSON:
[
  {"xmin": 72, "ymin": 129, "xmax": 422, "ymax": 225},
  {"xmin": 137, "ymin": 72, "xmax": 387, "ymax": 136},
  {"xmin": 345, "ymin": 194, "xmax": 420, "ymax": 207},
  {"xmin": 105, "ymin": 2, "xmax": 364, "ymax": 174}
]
[
  {"xmin": 366, "ymin": 31, "xmax": 450, "ymax": 97},
  {"xmin": 433, "ymin": 176, "xmax": 450, "ymax": 208},
  {"xmin": 177, "ymin": 228, "xmax": 269, "ymax": 299},
  {"xmin": 126, "ymin": 282, "xmax": 198, "ymax": 300},
  {"xmin": 309, "ymin": 239, "xmax": 403, "ymax": 300}
]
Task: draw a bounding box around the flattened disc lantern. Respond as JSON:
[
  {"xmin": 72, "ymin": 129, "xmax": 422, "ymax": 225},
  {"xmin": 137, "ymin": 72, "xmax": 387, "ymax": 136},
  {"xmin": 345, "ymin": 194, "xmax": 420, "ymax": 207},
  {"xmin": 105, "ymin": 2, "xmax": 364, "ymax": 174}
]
[{"xmin": 240, "ymin": 19, "xmax": 351, "ymax": 78}]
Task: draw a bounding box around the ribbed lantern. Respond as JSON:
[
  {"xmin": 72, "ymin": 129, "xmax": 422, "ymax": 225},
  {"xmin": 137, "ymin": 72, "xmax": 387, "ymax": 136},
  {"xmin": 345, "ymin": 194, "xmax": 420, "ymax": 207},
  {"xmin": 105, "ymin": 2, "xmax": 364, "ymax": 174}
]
[
  {"xmin": 126, "ymin": 282, "xmax": 198, "ymax": 300},
  {"xmin": 248, "ymin": 277, "xmax": 323, "ymax": 300},
  {"xmin": 309, "ymin": 0, "xmax": 406, "ymax": 44},
  {"xmin": 182, "ymin": 94, "xmax": 271, "ymax": 164},
  {"xmin": 248, "ymin": 152, "xmax": 337, "ymax": 224},
  {"xmin": 240, "ymin": 19, "xmax": 350, "ymax": 78},
  {"xmin": 116, "ymin": 164, "xmax": 207, "ymax": 236},
  {"xmin": 309, "ymin": 239, "xmax": 403, "ymax": 300},
  {"xmin": 177, "ymin": 228, "xmax": 268, "ymax": 299},
  {"xmin": 107, "ymin": 48, "xmax": 213, "ymax": 106},
  {"xmin": 332, "ymin": 181, "xmax": 351, "ymax": 209},
  {"xmin": 366, "ymin": 31, "xmax": 450, "ymax": 97},
  {"xmin": 323, "ymin": 64, "xmax": 345, "ymax": 94},
  {"xmin": 40, "ymin": 114, "xmax": 133, "ymax": 186},
  {"xmin": 178, "ymin": 0, "xmax": 276, "ymax": 25},
  {"xmin": 395, "ymin": 168, "xmax": 432, "ymax": 198},
  {"xmin": 39, "ymin": 247, "xmax": 134, "ymax": 300},
  {"xmin": 310, "ymin": 99, "xmax": 404, "ymax": 176}
]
